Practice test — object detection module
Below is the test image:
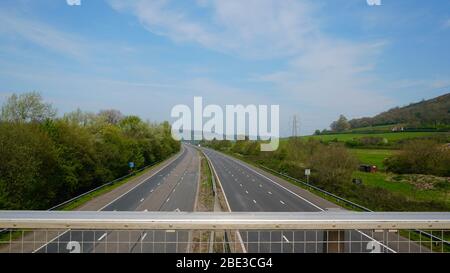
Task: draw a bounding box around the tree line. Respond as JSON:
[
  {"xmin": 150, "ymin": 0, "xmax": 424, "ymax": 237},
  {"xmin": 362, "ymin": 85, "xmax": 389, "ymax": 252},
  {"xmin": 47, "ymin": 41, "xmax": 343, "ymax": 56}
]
[
  {"xmin": 349, "ymin": 93, "xmax": 450, "ymax": 129},
  {"xmin": 314, "ymin": 93, "xmax": 450, "ymax": 134},
  {"xmin": 0, "ymin": 92, "xmax": 180, "ymax": 209}
]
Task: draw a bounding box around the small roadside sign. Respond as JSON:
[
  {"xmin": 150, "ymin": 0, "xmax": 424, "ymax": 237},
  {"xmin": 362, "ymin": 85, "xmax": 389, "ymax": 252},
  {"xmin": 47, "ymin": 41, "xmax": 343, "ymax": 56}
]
[
  {"xmin": 305, "ymin": 169, "xmax": 311, "ymax": 184},
  {"xmin": 129, "ymin": 162, "xmax": 135, "ymax": 168}
]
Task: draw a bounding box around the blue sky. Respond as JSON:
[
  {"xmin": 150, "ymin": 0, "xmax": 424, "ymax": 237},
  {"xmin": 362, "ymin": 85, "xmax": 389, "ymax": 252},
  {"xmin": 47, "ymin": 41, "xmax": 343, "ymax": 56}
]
[{"xmin": 0, "ymin": 0, "xmax": 449, "ymax": 135}]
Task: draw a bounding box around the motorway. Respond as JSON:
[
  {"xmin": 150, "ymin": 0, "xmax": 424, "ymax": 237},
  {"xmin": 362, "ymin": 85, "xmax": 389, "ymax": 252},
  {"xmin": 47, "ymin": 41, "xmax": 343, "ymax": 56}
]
[
  {"xmin": 6, "ymin": 143, "xmax": 423, "ymax": 253},
  {"xmin": 34, "ymin": 144, "xmax": 200, "ymax": 253},
  {"xmin": 202, "ymin": 148, "xmax": 398, "ymax": 253}
]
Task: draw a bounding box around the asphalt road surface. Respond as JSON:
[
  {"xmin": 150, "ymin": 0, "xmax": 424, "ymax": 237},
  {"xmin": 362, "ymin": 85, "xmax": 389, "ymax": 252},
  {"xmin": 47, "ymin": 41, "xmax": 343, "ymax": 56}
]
[
  {"xmin": 34, "ymin": 144, "xmax": 199, "ymax": 253},
  {"xmin": 202, "ymin": 148, "xmax": 400, "ymax": 253},
  {"xmin": 25, "ymin": 144, "xmax": 422, "ymax": 253}
]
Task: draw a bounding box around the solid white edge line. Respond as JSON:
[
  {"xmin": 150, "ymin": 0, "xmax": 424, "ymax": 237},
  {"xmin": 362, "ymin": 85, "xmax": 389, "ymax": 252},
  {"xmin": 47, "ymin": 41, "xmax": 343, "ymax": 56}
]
[
  {"xmin": 202, "ymin": 150, "xmax": 248, "ymax": 254},
  {"xmin": 220, "ymin": 151, "xmax": 323, "ymax": 211},
  {"xmin": 99, "ymin": 146, "xmax": 186, "ymax": 211},
  {"xmin": 98, "ymin": 233, "xmax": 107, "ymax": 241},
  {"xmin": 210, "ymin": 149, "xmax": 397, "ymax": 253},
  {"xmin": 33, "ymin": 146, "xmax": 186, "ymax": 253}
]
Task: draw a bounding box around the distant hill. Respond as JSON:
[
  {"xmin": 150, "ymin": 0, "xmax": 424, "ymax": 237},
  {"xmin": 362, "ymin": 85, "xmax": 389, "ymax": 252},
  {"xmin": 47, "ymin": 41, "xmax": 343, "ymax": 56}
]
[{"xmin": 349, "ymin": 93, "xmax": 450, "ymax": 129}]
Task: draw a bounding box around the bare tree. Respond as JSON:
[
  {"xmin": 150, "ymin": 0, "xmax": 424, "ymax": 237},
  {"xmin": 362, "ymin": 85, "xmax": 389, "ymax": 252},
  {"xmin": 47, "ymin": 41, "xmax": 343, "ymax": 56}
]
[
  {"xmin": 98, "ymin": 109, "xmax": 124, "ymax": 125},
  {"xmin": 1, "ymin": 92, "xmax": 56, "ymax": 123},
  {"xmin": 63, "ymin": 108, "xmax": 97, "ymax": 127}
]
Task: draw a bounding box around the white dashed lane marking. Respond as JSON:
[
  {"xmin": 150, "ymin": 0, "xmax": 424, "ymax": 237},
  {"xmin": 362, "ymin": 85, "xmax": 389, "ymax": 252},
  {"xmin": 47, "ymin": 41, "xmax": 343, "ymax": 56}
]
[{"xmin": 98, "ymin": 233, "xmax": 107, "ymax": 241}]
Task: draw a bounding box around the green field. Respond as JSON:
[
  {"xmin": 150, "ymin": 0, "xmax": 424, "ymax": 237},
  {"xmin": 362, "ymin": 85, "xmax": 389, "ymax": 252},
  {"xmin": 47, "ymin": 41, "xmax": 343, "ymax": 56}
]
[
  {"xmin": 352, "ymin": 171, "xmax": 450, "ymax": 206},
  {"xmin": 351, "ymin": 147, "xmax": 449, "ymax": 206},
  {"xmin": 302, "ymin": 131, "xmax": 447, "ymax": 142},
  {"xmin": 350, "ymin": 149, "xmax": 396, "ymax": 170}
]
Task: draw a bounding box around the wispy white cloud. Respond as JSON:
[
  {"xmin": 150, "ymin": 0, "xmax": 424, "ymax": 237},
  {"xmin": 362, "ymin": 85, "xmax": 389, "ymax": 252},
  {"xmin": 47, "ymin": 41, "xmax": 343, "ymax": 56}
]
[
  {"xmin": 108, "ymin": 0, "xmax": 217, "ymax": 51},
  {"xmin": 0, "ymin": 0, "xmax": 395, "ymax": 134},
  {"xmin": 254, "ymin": 39, "xmax": 391, "ymax": 117},
  {"xmin": 107, "ymin": 0, "xmax": 392, "ymax": 130},
  {"xmin": 66, "ymin": 0, "xmax": 81, "ymax": 6},
  {"xmin": 0, "ymin": 10, "xmax": 139, "ymax": 64},
  {"xmin": 108, "ymin": 0, "xmax": 318, "ymax": 59},
  {"xmin": 0, "ymin": 60, "xmax": 274, "ymax": 127},
  {"xmin": 0, "ymin": 11, "xmax": 89, "ymax": 60}
]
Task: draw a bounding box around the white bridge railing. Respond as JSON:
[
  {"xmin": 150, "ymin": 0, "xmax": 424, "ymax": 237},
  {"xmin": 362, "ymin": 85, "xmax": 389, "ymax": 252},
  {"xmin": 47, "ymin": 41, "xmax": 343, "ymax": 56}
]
[
  {"xmin": 0, "ymin": 211, "xmax": 449, "ymax": 253},
  {"xmin": 0, "ymin": 211, "xmax": 449, "ymax": 230}
]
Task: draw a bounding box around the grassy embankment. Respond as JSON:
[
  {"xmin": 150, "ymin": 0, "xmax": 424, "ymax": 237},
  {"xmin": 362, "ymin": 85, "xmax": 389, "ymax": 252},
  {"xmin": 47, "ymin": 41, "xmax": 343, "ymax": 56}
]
[
  {"xmin": 349, "ymin": 148, "xmax": 449, "ymax": 208},
  {"xmin": 209, "ymin": 130, "xmax": 450, "ymax": 250},
  {"xmin": 294, "ymin": 131, "xmax": 450, "ymax": 208}
]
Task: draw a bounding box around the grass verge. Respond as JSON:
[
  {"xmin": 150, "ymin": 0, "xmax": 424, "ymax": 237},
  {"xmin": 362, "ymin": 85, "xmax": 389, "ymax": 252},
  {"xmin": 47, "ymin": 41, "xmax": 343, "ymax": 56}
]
[
  {"xmin": 198, "ymin": 155, "xmax": 214, "ymax": 212},
  {"xmin": 191, "ymin": 153, "xmax": 215, "ymax": 253},
  {"xmin": 217, "ymin": 149, "xmax": 450, "ymax": 252},
  {"xmin": 350, "ymin": 148, "xmax": 395, "ymax": 170},
  {"xmin": 352, "ymin": 171, "xmax": 450, "ymax": 207},
  {"xmin": 220, "ymin": 150, "xmax": 362, "ymax": 211}
]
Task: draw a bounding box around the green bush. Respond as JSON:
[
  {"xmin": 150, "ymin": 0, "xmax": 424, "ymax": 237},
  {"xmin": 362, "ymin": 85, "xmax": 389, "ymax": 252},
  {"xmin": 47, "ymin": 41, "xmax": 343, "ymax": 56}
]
[
  {"xmin": 205, "ymin": 136, "xmax": 450, "ymax": 211},
  {"xmin": 0, "ymin": 92, "xmax": 180, "ymax": 209},
  {"xmin": 384, "ymin": 139, "xmax": 450, "ymax": 176},
  {"xmin": 308, "ymin": 144, "xmax": 358, "ymax": 192}
]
